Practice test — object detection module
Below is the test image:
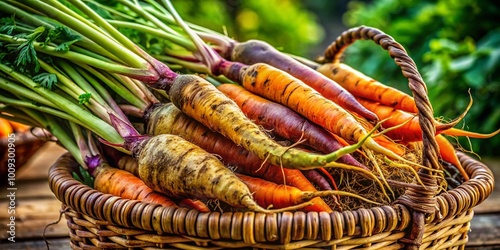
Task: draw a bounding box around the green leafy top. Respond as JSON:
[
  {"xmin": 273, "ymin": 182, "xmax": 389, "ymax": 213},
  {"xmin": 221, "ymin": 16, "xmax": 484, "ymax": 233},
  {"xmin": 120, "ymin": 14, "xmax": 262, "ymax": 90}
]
[
  {"xmin": 45, "ymin": 26, "xmax": 82, "ymax": 52},
  {"xmin": 78, "ymin": 93, "xmax": 92, "ymax": 104},
  {"xmin": 0, "ymin": 16, "xmax": 16, "ymax": 35},
  {"xmin": 13, "ymin": 26, "xmax": 46, "ymax": 73},
  {"xmin": 32, "ymin": 72, "xmax": 58, "ymax": 90},
  {"xmin": 1, "ymin": 15, "xmax": 82, "ymax": 75}
]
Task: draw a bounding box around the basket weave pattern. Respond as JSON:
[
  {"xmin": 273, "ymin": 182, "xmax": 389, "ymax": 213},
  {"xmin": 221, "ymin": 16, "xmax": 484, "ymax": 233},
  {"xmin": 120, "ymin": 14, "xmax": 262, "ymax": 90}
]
[
  {"xmin": 48, "ymin": 26, "xmax": 495, "ymax": 249},
  {"xmin": 51, "ymin": 152, "xmax": 491, "ymax": 249}
]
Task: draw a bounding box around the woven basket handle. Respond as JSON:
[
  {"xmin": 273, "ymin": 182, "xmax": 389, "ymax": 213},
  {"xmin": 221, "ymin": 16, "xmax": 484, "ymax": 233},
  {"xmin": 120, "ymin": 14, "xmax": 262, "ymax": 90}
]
[{"xmin": 320, "ymin": 26, "xmax": 441, "ymax": 248}]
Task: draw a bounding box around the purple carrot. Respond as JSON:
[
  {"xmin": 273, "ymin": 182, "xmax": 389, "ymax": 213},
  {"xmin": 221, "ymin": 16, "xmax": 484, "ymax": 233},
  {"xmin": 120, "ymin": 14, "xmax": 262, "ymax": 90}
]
[
  {"xmin": 301, "ymin": 169, "xmax": 341, "ymax": 210},
  {"xmin": 217, "ymin": 83, "xmax": 368, "ymax": 170},
  {"xmin": 224, "ymin": 39, "xmax": 378, "ymax": 122},
  {"xmin": 302, "ymin": 169, "xmax": 334, "ymax": 191}
]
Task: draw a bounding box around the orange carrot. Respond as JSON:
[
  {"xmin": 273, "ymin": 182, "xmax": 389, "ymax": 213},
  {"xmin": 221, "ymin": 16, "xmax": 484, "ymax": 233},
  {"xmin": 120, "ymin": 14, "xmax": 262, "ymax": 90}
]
[
  {"xmin": 92, "ymin": 163, "xmax": 178, "ymax": 208},
  {"xmin": 356, "ymin": 97, "xmax": 499, "ymax": 142},
  {"xmin": 317, "ymin": 62, "xmax": 418, "ymax": 113},
  {"xmin": 217, "ymin": 83, "xmax": 368, "ymax": 170},
  {"xmin": 351, "ymin": 112, "xmax": 406, "ymax": 156},
  {"xmin": 177, "ymin": 199, "xmax": 211, "ymax": 213},
  {"xmin": 236, "ymin": 173, "xmax": 380, "ymax": 210},
  {"xmin": 435, "ymin": 135, "xmax": 469, "ymax": 181},
  {"xmin": 0, "ymin": 118, "xmax": 13, "ymax": 137},
  {"xmin": 219, "ymin": 62, "xmax": 412, "ymax": 166},
  {"xmin": 8, "ymin": 121, "xmax": 30, "ymax": 133},
  {"xmin": 227, "ymin": 39, "xmax": 379, "ymax": 121}
]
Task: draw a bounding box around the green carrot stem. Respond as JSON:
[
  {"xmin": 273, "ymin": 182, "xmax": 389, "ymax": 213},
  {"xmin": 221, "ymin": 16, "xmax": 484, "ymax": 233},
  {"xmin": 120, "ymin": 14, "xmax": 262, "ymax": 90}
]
[
  {"xmin": 0, "ymin": 77, "xmax": 56, "ymax": 108},
  {"xmin": 69, "ymin": 121, "xmax": 90, "ymax": 168},
  {"xmin": 69, "ymin": 44, "xmax": 125, "ymax": 66},
  {"xmin": 44, "ymin": 0, "xmax": 103, "ymax": 34},
  {"xmin": 141, "ymin": 1, "xmax": 217, "ymax": 35},
  {"xmin": 154, "ymin": 55, "xmax": 209, "ymax": 74},
  {"xmin": 0, "ymin": 1, "xmax": 51, "ymax": 28},
  {"xmin": 0, "ymin": 1, "xmax": 120, "ymax": 63},
  {"xmin": 77, "ymin": 65, "xmax": 151, "ymax": 109},
  {"xmin": 39, "ymin": 60, "xmax": 111, "ymax": 123},
  {"xmin": 160, "ymin": 47, "xmax": 199, "ymax": 60},
  {"xmin": 0, "ymin": 35, "xmax": 156, "ymax": 80},
  {"xmin": 46, "ymin": 117, "xmax": 84, "ymax": 168},
  {"xmin": 0, "ymin": 63, "xmax": 123, "ymax": 144},
  {"xmin": 113, "ymin": 74, "xmax": 159, "ymax": 105},
  {"xmin": 65, "ymin": 0, "xmax": 140, "ymax": 54},
  {"xmin": 59, "ymin": 62, "xmax": 114, "ymax": 110},
  {"xmin": 0, "ymin": 107, "xmax": 40, "ymax": 128},
  {"xmin": 161, "ymin": 0, "xmax": 222, "ymax": 72},
  {"xmin": 28, "ymin": 0, "xmax": 149, "ymax": 69},
  {"xmin": 30, "ymin": 40, "xmax": 159, "ymax": 80},
  {"xmin": 0, "ymin": 94, "xmax": 109, "ymax": 142},
  {"xmin": 141, "ymin": 1, "xmax": 232, "ymax": 50},
  {"xmin": 21, "ymin": 108, "xmax": 84, "ymax": 167},
  {"xmin": 117, "ymin": 0, "xmax": 183, "ymax": 38},
  {"xmin": 74, "ymin": 66, "xmax": 135, "ymax": 118},
  {"xmin": 83, "ymin": 0, "xmax": 136, "ymax": 21},
  {"xmin": 106, "ymin": 19, "xmax": 196, "ymax": 51},
  {"xmin": 56, "ymin": 60, "xmax": 122, "ymax": 122}
]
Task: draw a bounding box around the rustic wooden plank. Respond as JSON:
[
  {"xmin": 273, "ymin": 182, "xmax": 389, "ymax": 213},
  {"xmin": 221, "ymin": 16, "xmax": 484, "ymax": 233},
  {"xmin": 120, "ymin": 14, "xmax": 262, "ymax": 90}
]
[
  {"xmin": 466, "ymin": 246, "xmax": 500, "ymax": 250},
  {"xmin": 0, "ymin": 237, "xmax": 71, "ymax": 250},
  {"xmin": 0, "ymin": 198, "xmax": 68, "ymax": 240},
  {"xmin": 472, "ymin": 157, "xmax": 500, "ymax": 214},
  {"xmin": 466, "ymin": 213, "xmax": 500, "ymax": 248}
]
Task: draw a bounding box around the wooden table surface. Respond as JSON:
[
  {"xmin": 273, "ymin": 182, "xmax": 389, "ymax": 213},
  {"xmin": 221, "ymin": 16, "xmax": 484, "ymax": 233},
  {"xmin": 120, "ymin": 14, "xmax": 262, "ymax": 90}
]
[{"xmin": 0, "ymin": 142, "xmax": 498, "ymax": 249}]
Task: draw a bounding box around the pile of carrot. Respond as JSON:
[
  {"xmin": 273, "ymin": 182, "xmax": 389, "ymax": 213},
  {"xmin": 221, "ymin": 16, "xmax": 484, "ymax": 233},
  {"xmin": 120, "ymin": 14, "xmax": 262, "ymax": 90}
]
[{"xmin": 0, "ymin": 0, "xmax": 498, "ymax": 214}]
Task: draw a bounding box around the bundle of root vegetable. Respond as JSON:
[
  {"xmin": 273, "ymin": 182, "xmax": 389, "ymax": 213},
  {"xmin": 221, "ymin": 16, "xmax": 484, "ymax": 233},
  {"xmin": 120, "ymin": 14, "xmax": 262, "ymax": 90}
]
[{"xmin": 0, "ymin": 0, "xmax": 498, "ymax": 215}]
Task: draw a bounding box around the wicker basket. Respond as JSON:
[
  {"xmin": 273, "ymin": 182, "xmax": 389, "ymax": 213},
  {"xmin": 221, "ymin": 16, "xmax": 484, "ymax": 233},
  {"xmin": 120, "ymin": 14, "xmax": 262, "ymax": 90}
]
[
  {"xmin": 0, "ymin": 128, "xmax": 49, "ymax": 185},
  {"xmin": 48, "ymin": 26, "xmax": 495, "ymax": 249}
]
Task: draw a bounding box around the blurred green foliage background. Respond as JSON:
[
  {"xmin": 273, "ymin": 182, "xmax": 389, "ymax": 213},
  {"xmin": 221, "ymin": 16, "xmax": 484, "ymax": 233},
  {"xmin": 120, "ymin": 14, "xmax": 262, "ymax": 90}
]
[
  {"xmin": 174, "ymin": 0, "xmax": 499, "ymax": 156},
  {"xmin": 171, "ymin": 0, "xmax": 325, "ymax": 56},
  {"xmin": 341, "ymin": 0, "xmax": 500, "ymax": 157}
]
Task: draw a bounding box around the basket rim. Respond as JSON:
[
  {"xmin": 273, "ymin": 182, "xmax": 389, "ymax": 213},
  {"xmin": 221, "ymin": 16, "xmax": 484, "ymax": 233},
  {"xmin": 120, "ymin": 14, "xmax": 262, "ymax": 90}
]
[{"xmin": 48, "ymin": 151, "xmax": 494, "ymax": 245}]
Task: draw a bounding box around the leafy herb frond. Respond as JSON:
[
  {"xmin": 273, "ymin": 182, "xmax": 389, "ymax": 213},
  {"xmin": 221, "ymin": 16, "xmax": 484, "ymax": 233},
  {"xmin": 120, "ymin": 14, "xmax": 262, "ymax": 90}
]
[
  {"xmin": 32, "ymin": 72, "xmax": 57, "ymax": 90},
  {"xmin": 44, "ymin": 26, "xmax": 82, "ymax": 52},
  {"xmin": 13, "ymin": 26, "xmax": 46, "ymax": 73},
  {"xmin": 78, "ymin": 93, "xmax": 92, "ymax": 104},
  {"xmin": 0, "ymin": 16, "xmax": 16, "ymax": 35}
]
